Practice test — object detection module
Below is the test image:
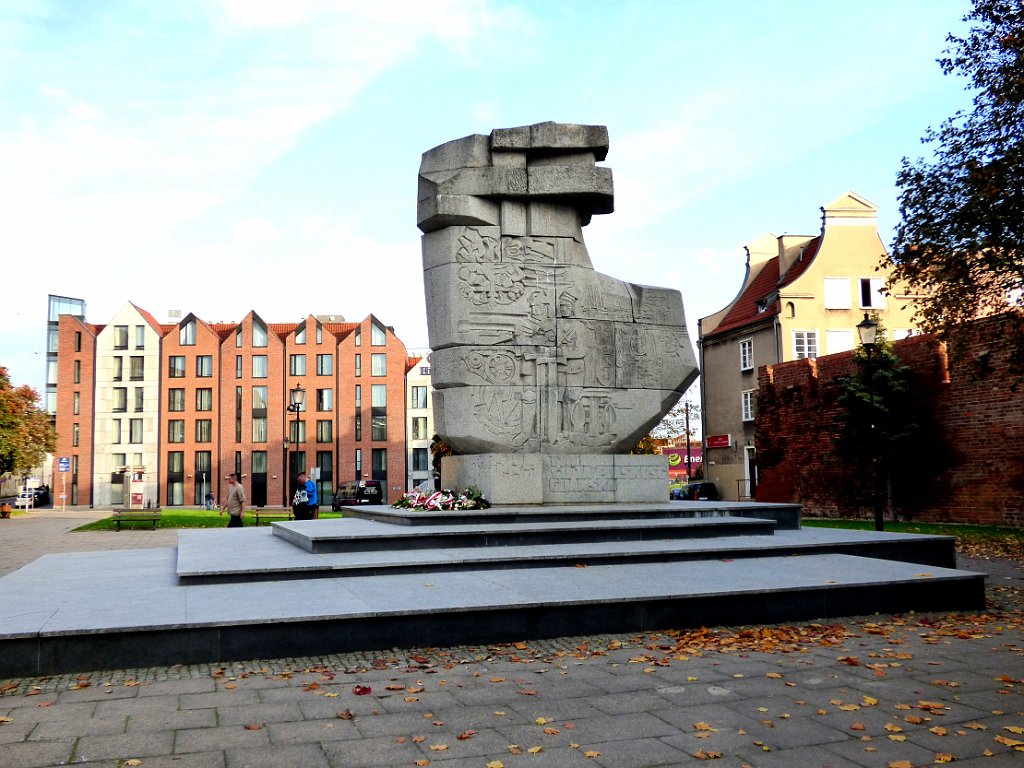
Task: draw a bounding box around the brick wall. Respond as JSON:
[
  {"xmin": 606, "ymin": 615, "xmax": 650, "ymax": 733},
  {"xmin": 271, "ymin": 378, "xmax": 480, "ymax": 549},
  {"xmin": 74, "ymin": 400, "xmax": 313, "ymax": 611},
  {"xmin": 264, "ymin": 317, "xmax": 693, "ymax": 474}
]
[{"xmin": 755, "ymin": 314, "xmax": 1023, "ymax": 526}]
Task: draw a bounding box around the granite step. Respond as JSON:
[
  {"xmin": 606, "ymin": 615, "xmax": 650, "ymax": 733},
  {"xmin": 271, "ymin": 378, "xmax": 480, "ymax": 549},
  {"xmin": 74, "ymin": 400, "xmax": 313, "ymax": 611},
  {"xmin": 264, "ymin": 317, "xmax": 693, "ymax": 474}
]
[
  {"xmin": 0, "ymin": 550, "xmax": 985, "ymax": 678},
  {"xmin": 271, "ymin": 515, "xmax": 777, "ymax": 554},
  {"xmin": 175, "ymin": 525, "xmax": 960, "ymax": 584},
  {"xmin": 347, "ymin": 501, "xmax": 802, "ymax": 529}
]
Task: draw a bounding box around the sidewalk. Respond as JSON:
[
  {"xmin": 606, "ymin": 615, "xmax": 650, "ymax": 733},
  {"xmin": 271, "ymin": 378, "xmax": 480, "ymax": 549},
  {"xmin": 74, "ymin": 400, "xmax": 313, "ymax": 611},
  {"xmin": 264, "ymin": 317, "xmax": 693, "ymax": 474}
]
[{"xmin": 0, "ymin": 511, "xmax": 1021, "ymax": 767}]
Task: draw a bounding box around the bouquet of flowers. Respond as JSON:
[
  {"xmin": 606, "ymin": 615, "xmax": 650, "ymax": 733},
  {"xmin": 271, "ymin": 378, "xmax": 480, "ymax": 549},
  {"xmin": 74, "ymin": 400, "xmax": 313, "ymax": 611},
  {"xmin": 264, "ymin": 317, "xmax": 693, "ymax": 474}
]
[{"xmin": 392, "ymin": 486, "xmax": 491, "ymax": 511}]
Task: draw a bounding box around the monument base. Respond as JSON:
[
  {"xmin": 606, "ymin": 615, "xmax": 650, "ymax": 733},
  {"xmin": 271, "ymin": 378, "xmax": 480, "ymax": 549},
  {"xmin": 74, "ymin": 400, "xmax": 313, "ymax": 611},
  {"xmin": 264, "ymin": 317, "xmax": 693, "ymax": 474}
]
[{"xmin": 441, "ymin": 453, "xmax": 667, "ymax": 505}]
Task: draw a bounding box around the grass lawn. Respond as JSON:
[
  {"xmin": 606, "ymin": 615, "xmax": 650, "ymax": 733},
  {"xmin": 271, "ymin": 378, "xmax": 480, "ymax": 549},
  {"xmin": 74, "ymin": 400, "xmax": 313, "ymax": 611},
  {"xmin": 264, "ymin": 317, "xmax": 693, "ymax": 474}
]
[
  {"xmin": 803, "ymin": 518, "xmax": 1024, "ymax": 559},
  {"xmin": 73, "ymin": 508, "xmax": 346, "ymax": 532}
]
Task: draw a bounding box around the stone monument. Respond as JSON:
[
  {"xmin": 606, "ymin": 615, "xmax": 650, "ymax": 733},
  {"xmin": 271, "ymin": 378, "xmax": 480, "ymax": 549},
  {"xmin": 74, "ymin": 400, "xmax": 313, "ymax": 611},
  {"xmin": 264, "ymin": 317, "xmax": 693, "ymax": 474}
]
[{"xmin": 418, "ymin": 122, "xmax": 698, "ymax": 504}]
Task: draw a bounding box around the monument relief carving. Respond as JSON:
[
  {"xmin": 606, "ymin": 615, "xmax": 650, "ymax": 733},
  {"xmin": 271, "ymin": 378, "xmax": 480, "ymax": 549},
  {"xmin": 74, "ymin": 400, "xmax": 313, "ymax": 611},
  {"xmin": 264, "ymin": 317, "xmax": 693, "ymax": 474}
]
[{"xmin": 419, "ymin": 122, "xmax": 698, "ymax": 503}]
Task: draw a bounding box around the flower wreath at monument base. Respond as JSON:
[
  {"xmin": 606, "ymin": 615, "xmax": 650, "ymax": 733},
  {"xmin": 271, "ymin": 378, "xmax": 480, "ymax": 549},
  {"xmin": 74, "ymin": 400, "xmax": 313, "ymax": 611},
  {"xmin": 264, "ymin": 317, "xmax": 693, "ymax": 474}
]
[{"xmin": 392, "ymin": 487, "xmax": 491, "ymax": 511}]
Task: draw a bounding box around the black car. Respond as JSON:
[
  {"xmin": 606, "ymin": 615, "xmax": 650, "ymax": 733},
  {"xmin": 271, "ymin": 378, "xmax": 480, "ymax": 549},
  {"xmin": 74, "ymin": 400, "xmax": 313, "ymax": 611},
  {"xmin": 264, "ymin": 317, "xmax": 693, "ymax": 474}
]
[
  {"xmin": 34, "ymin": 486, "xmax": 50, "ymax": 505},
  {"xmin": 684, "ymin": 482, "xmax": 719, "ymax": 501}
]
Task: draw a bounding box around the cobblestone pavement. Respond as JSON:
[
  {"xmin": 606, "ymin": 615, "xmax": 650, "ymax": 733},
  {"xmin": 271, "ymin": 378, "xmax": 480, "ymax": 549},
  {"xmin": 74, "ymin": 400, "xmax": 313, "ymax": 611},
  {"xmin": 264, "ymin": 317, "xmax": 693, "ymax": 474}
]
[{"xmin": 0, "ymin": 509, "xmax": 1021, "ymax": 767}]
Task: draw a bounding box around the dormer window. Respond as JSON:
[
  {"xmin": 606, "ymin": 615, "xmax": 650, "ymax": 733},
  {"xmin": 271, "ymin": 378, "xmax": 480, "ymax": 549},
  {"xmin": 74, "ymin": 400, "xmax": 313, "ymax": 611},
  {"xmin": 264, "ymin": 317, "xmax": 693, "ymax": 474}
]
[{"xmin": 756, "ymin": 300, "xmax": 768, "ymax": 314}]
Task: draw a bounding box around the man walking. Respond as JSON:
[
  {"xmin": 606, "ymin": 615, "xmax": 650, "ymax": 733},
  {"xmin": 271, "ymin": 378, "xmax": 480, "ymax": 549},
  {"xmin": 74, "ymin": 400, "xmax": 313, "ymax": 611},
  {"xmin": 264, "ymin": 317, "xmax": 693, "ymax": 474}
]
[{"xmin": 220, "ymin": 473, "xmax": 246, "ymax": 528}]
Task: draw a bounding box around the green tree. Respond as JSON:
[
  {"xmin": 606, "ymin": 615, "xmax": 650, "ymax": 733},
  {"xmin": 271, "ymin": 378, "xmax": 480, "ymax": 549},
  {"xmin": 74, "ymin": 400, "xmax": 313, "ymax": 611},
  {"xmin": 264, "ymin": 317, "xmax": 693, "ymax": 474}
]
[
  {"xmin": 0, "ymin": 367, "xmax": 56, "ymax": 479},
  {"xmin": 834, "ymin": 326, "xmax": 945, "ymax": 520},
  {"xmin": 887, "ymin": 0, "xmax": 1024, "ymax": 348}
]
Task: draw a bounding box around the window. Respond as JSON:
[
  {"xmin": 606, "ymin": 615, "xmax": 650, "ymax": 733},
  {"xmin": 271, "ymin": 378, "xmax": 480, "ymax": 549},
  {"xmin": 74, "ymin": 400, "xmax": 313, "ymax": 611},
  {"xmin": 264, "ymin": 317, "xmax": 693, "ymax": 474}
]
[
  {"xmin": 74, "ymin": 331, "xmax": 82, "ymax": 352},
  {"xmin": 168, "ymin": 388, "xmax": 185, "ymax": 411},
  {"xmin": 290, "ymin": 420, "xmax": 306, "ymax": 444},
  {"xmin": 413, "ymin": 447, "xmax": 429, "ymax": 472},
  {"xmin": 169, "ymin": 356, "xmax": 186, "ymax": 378},
  {"xmin": 167, "ymin": 451, "xmax": 184, "ymax": 474},
  {"xmin": 739, "ymin": 339, "xmax": 753, "ymax": 372},
  {"xmin": 823, "ymin": 277, "xmax": 851, "ymax": 309},
  {"xmin": 112, "ymin": 452, "xmax": 126, "ymax": 469},
  {"xmin": 73, "ymin": 391, "xmax": 80, "ymax": 415},
  {"xmin": 130, "ymin": 356, "xmax": 144, "ymax": 381},
  {"xmin": 371, "ymin": 415, "xmax": 387, "ymax": 441},
  {"xmin": 252, "ymin": 355, "xmax": 268, "ymax": 378},
  {"xmin": 317, "ymin": 420, "xmax": 333, "ymax": 442},
  {"xmin": 860, "ymin": 277, "xmax": 886, "ymax": 309},
  {"xmin": 412, "ymin": 416, "xmax": 428, "ymax": 440},
  {"xmin": 355, "ymin": 448, "xmax": 362, "ymax": 475},
  {"xmin": 129, "ymin": 418, "xmax": 143, "ymax": 444},
  {"xmin": 196, "ymin": 388, "xmax": 213, "ymax": 411},
  {"xmin": 195, "ymin": 419, "xmax": 212, "ymax": 442},
  {"xmin": 113, "ymin": 356, "xmax": 123, "ymax": 381},
  {"xmin": 741, "ymin": 390, "xmax": 755, "ymax": 422},
  {"xmin": 252, "ymin": 386, "xmax": 268, "ymax": 411},
  {"xmin": 371, "ymin": 448, "xmax": 387, "ymax": 481},
  {"xmin": 295, "ymin": 326, "xmax": 306, "ymax": 344},
  {"xmin": 420, "ymin": 366, "xmax": 430, "ymax": 375},
  {"xmin": 371, "ymin": 322, "xmax": 386, "ymax": 346},
  {"xmin": 74, "ymin": 360, "xmax": 81, "ymax": 383},
  {"xmin": 135, "ymin": 325, "xmax": 146, "ymax": 349},
  {"xmin": 316, "ymin": 323, "xmax": 323, "ymax": 344},
  {"xmin": 235, "ymin": 387, "xmax": 242, "ymax": 443},
  {"xmin": 195, "ymin": 451, "xmax": 211, "ymax": 473},
  {"xmin": 235, "ymin": 329, "xmax": 242, "ymax": 348},
  {"xmin": 252, "ymin": 319, "xmax": 268, "ymax": 347},
  {"xmin": 317, "ymin": 388, "xmax": 333, "ymax": 411},
  {"xmin": 355, "ymin": 385, "xmax": 361, "ymax": 407},
  {"xmin": 354, "ymin": 354, "xmax": 361, "ymax": 377},
  {"xmin": 316, "ymin": 354, "xmax": 333, "ymax": 375},
  {"xmin": 134, "ymin": 387, "xmax": 144, "ymax": 412},
  {"xmin": 236, "ymin": 355, "xmax": 242, "ymax": 379},
  {"xmin": 371, "ymin": 353, "xmax": 386, "ymax": 376},
  {"xmin": 793, "ymin": 331, "xmax": 818, "ymax": 360},
  {"xmin": 371, "ymin": 384, "xmax": 387, "ymax": 407},
  {"xmin": 113, "ymin": 387, "xmax": 127, "ymax": 412},
  {"xmin": 252, "ymin": 417, "xmax": 267, "ymax": 443},
  {"xmin": 114, "ymin": 325, "xmax": 128, "ymax": 349},
  {"xmin": 354, "ymin": 328, "xmax": 361, "ymax": 347},
  {"xmin": 355, "ymin": 413, "xmax": 362, "ymax": 441},
  {"xmin": 196, "ymin": 355, "xmax": 213, "ymax": 377},
  {"xmin": 47, "ymin": 327, "xmax": 59, "ymax": 353},
  {"xmin": 289, "ymin": 354, "xmax": 306, "ymax": 376},
  {"xmin": 411, "ymin": 386, "xmax": 428, "ymax": 409},
  {"xmin": 826, "ymin": 329, "xmax": 855, "ymax": 354},
  {"xmin": 252, "ymin": 451, "xmax": 267, "ymax": 474},
  {"xmin": 179, "ymin": 319, "xmax": 196, "ymax": 346},
  {"xmin": 168, "ymin": 420, "xmax": 185, "ymax": 443},
  {"xmin": 72, "ymin": 423, "xmax": 79, "ymax": 447}
]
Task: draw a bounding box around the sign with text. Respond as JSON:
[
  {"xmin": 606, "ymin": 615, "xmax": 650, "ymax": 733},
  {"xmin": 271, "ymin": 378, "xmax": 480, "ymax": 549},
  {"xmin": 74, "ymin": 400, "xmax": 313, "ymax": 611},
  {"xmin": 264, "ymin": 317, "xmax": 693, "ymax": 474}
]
[
  {"xmin": 58, "ymin": 457, "xmax": 70, "ymax": 473},
  {"xmin": 706, "ymin": 434, "xmax": 732, "ymax": 449}
]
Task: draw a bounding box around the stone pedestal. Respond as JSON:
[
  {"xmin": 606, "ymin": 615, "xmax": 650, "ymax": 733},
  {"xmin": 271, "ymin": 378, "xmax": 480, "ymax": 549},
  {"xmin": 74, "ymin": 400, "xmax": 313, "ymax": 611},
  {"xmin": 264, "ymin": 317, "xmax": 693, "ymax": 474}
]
[{"xmin": 441, "ymin": 453, "xmax": 667, "ymax": 505}]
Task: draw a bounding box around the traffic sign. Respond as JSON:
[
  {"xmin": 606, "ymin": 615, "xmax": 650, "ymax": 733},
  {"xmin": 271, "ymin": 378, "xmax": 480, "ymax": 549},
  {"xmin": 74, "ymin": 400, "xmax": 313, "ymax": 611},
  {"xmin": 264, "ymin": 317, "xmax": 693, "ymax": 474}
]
[{"xmin": 58, "ymin": 457, "xmax": 70, "ymax": 473}]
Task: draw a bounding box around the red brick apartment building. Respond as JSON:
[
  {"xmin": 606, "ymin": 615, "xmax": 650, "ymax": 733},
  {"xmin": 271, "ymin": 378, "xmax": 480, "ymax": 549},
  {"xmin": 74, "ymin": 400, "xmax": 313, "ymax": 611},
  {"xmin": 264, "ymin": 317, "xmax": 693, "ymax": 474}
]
[{"xmin": 54, "ymin": 303, "xmax": 412, "ymax": 508}]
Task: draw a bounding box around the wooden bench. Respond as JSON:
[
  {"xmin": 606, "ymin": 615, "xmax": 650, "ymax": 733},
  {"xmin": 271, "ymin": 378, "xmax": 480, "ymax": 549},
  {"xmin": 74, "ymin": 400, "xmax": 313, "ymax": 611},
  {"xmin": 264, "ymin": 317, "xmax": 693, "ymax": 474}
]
[
  {"xmin": 111, "ymin": 510, "xmax": 161, "ymax": 531},
  {"xmin": 253, "ymin": 509, "xmax": 294, "ymax": 526}
]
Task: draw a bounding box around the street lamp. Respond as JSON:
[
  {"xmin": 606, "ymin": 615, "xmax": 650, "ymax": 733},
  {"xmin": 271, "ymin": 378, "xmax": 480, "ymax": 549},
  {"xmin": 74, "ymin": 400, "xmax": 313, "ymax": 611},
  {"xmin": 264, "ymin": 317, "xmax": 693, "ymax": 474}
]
[
  {"xmin": 856, "ymin": 313, "xmax": 883, "ymax": 531},
  {"xmin": 286, "ymin": 385, "xmax": 305, "ymax": 509}
]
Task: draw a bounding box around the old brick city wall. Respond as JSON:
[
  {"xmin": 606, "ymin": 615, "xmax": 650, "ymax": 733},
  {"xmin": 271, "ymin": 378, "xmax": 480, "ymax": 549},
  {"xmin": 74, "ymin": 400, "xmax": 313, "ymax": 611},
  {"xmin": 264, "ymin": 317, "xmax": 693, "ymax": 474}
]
[{"xmin": 755, "ymin": 314, "xmax": 1023, "ymax": 526}]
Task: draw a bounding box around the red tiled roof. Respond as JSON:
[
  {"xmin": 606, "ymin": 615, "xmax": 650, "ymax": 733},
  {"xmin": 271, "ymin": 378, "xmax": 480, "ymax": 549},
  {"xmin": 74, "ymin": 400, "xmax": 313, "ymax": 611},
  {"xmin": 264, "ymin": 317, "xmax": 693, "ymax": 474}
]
[
  {"xmin": 779, "ymin": 235, "xmax": 819, "ymax": 288},
  {"xmin": 705, "ymin": 236, "xmax": 821, "ymax": 339},
  {"xmin": 324, "ymin": 322, "xmax": 359, "ymax": 339},
  {"xmin": 706, "ymin": 259, "xmax": 780, "ymax": 338}
]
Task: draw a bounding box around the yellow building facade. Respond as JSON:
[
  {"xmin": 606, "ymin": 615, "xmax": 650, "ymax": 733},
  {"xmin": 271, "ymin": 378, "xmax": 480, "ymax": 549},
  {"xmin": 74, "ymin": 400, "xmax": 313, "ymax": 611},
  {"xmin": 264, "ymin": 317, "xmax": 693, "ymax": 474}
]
[{"xmin": 697, "ymin": 192, "xmax": 921, "ymax": 500}]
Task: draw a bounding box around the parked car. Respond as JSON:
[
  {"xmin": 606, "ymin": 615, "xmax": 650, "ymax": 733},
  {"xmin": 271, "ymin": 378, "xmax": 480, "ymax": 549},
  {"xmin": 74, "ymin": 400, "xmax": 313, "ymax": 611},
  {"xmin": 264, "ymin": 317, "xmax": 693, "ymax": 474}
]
[
  {"xmin": 332, "ymin": 479, "xmax": 384, "ymax": 510},
  {"xmin": 33, "ymin": 486, "xmax": 50, "ymax": 506},
  {"xmin": 684, "ymin": 482, "xmax": 719, "ymax": 501},
  {"xmin": 13, "ymin": 491, "xmax": 35, "ymax": 509}
]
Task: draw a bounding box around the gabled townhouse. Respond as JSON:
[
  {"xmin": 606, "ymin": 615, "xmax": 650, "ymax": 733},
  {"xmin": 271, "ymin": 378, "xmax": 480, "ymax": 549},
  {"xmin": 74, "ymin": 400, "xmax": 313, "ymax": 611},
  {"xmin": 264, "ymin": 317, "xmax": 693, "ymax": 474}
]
[{"xmin": 697, "ymin": 192, "xmax": 921, "ymax": 500}]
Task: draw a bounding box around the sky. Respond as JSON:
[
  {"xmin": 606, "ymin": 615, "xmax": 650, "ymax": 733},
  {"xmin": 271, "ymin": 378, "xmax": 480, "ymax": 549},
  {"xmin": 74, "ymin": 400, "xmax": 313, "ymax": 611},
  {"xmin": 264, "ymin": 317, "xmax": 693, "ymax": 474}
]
[{"xmin": 0, "ymin": 0, "xmax": 974, "ymax": 397}]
